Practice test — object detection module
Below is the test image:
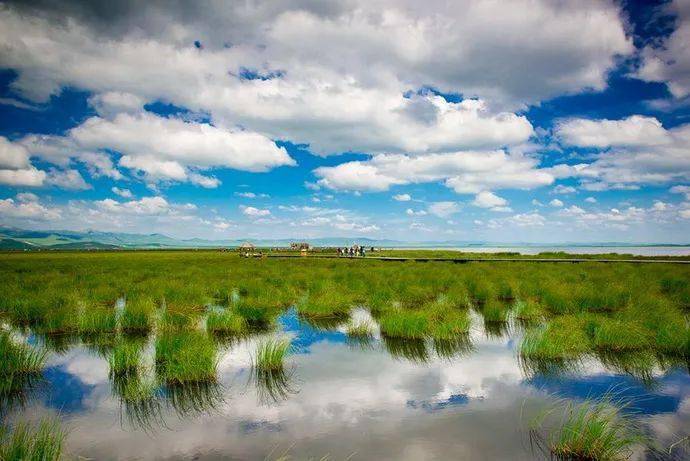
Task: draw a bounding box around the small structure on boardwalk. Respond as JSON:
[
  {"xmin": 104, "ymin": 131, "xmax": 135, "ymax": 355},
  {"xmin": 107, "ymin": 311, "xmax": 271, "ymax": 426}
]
[
  {"xmin": 290, "ymin": 242, "xmax": 310, "ymax": 251},
  {"xmin": 238, "ymin": 242, "xmax": 256, "ymax": 257}
]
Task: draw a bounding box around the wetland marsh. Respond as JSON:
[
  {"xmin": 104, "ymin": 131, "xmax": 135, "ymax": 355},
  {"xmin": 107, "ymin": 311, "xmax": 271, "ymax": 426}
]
[{"xmin": 1, "ymin": 250, "xmax": 689, "ymax": 460}]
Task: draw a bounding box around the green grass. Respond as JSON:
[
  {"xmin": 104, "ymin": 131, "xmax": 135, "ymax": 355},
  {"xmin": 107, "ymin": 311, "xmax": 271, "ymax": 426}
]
[
  {"xmin": 108, "ymin": 342, "xmax": 142, "ymax": 376},
  {"xmin": 0, "ymin": 333, "xmax": 47, "ymax": 413},
  {"xmin": 120, "ymin": 297, "xmax": 155, "ymax": 334},
  {"xmin": 0, "ymin": 333, "xmax": 47, "ymax": 376},
  {"xmin": 531, "ymin": 396, "xmax": 645, "ymax": 461},
  {"xmin": 513, "ymin": 299, "xmax": 544, "ymax": 322},
  {"xmin": 254, "ymin": 338, "xmax": 291, "ymax": 372},
  {"xmin": 520, "ymin": 316, "xmax": 592, "ymax": 360},
  {"xmin": 590, "ymin": 319, "xmax": 651, "ymax": 352},
  {"xmin": 481, "ymin": 300, "xmax": 509, "ymax": 323},
  {"xmin": 155, "ymin": 331, "xmax": 218, "ymax": 384},
  {"xmin": 346, "ymin": 321, "xmax": 374, "ymax": 338},
  {"xmin": 0, "ymin": 418, "xmax": 65, "ymax": 461},
  {"xmin": 206, "ymin": 309, "xmax": 247, "ymax": 336},
  {"xmin": 378, "ymin": 310, "xmax": 428, "ymax": 339},
  {"xmin": 0, "ymin": 250, "xmax": 688, "ymax": 370},
  {"xmin": 78, "ymin": 308, "xmax": 117, "ymax": 334}
]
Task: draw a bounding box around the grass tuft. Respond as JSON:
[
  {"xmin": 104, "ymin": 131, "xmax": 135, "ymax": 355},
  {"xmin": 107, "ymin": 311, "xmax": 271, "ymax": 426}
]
[
  {"xmin": 0, "ymin": 333, "xmax": 47, "ymax": 376},
  {"xmin": 0, "ymin": 418, "xmax": 65, "ymax": 461},
  {"xmin": 531, "ymin": 396, "xmax": 646, "ymax": 461},
  {"xmin": 155, "ymin": 331, "xmax": 218, "ymax": 384},
  {"xmin": 121, "ymin": 297, "xmax": 155, "ymax": 334},
  {"xmin": 346, "ymin": 321, "xmax": 374, "ymax": 339},
  {"xmin": 254, "ymin": 338, "xmax": 291, "ymax": 372},
  {"xmin": 206, "ymin": 309, "xmax": 247, "ymax": 336},
  {"xmin": 108, "ymin": 342, "xmax": 142, "ymax": 377}
]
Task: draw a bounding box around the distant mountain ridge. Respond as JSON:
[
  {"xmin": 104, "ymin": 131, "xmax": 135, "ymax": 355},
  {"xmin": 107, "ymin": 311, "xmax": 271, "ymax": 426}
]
[{"xmin": 0, "ymin": 226, "xmax": 688, "ymax": 250}]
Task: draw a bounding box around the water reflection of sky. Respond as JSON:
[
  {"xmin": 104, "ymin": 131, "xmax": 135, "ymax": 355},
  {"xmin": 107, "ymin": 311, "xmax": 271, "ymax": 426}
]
[{"xmin": 5, "ymin": 309, "xmax": 690, "ymax": 460}]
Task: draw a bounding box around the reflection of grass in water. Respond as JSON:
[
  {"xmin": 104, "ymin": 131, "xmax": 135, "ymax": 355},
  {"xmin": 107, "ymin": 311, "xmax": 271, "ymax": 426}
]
[
  {"xmin": 381, "ymin": 336, "xmax": 429, "ymax": 363},
  {"xmin": 432, "ymin": 335, "xmax": 474, "ymax": 361},
  {"xmin": 80, "ymin": 332, "xmax": 119, "ymax": 358},
  {"xmin": 155, "ymin": 331, "xmax": 218, "ymax": 384},
  {"xmin": 37, "ymin": 332, "xmax": 80, "ymax": 355},
  {"xmin": 0, "ymin": 373, "xmax": 44, "ymax": 417},
  {"xmin": 253, "ymin": 366, "xmax": 297, "ymax": 405},
  {"xmin": 483, "ymin": 319, "xmax": 511, "ymax": 340},
  {"xmin": 0, "ymin": 417, "xmax": 65, "ymax": 461},
  {"xmin": 519, "ymin": 354, "xmax": 583, "ymax": 379},
  {"xmin": 112, "ymin": 373, "xmax": 164, "ymax": 432},
  {"xmin": 530, "ymin": 394, "xmax": 646, "ymax": 461},
  {"xmin": 298, "ymin": 311, "xmax": 350, "ymax": 331},
  {"xmin": 165, "ymin": 381, "xmax": 224, "ymax": 418},
  {"xmin": 480, "ymin": 300, "xmax": 511, "ymax": 334},
  {"xmin": 595, "ymin": 350, "xmax": 661, "ymax": 388}
]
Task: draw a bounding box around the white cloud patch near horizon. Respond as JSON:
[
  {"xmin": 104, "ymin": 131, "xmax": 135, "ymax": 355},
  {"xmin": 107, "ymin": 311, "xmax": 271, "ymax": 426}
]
[{"xmin": 554, "ymin": 116, "xmax": 690, "ymax": 191}]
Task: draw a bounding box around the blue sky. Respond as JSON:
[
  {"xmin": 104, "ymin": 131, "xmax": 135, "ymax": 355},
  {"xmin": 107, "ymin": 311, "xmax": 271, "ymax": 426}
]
[{"xmin": 1, "ymin": 0, "xmax": 690, "ymax": 243}]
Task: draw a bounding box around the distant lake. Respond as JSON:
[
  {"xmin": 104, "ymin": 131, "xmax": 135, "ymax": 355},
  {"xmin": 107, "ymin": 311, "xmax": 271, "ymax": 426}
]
[{"xmin": 400, "ymin": 246, "xmax": 690, "ymax": 256}]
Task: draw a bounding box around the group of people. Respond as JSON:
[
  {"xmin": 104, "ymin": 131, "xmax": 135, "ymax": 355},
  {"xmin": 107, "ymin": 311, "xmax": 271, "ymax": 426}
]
[{"xmin": 337, "ymin": 245, "xmax": 366, "ymax": 257}]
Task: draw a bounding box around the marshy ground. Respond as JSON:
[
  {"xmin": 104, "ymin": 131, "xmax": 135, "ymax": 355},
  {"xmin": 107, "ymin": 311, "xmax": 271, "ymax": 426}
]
[{"xmin": 0, "ymin": 250, "xmax": 689, "ymax": 460}]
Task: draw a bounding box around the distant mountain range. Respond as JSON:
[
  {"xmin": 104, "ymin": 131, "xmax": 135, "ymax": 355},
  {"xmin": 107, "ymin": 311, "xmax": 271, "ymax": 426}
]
[{"xmin": 1, "ymin": 226, "xmax": 688, "ymax": 250}]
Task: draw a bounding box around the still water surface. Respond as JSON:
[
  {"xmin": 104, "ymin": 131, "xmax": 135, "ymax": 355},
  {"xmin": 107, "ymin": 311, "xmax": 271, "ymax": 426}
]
[{"xmin": 8, "ymin": 308, "xmax": 690, "ymax": 460}]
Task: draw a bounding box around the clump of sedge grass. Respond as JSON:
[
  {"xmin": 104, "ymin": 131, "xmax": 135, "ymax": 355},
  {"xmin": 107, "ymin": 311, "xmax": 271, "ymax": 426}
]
[
  {"xmin": 235, "ymin": 303, "xmax": 273, "ymax": 330},
  {"xmin": 160, "ymin": 309, "xmax": 198, "ymax": 331},
  {"xmin": 520, "ymin": 316, "xmax": 591, "ymax": 360},
  {"xmin": 40, "ymin": 306, "xmax": 80, "ymax": 335},
  {"xmin": 428, "ymin": 310, "xmax": 471, "ymax": 340},
  {"xmin": 254, "ymin": 338, "xmax": 291, "ymax": 372},
  {"xmin": 155, "ymin": 331, "xmax": 218, "ymax": 384},
  {"xmin": 346, "ymin": 321, "xmax": 374, "ymax": 339},
  {"xmin": 108, "ymin": 342, "xmax": 142, "ymax": 377},
  {"xmin": 514, "ymin": 299, "xmax": 545, "ymax": 323},
  {"xmin": 378, "ymin": 310, "xmax": 428, "ymax": 339},
  {"xmin": 206, "ymin": 309, "xmax": 247, "ymax": 336},
  {"xmin": 465, "ymin": 277, "xmax": 493, "ymax": 305},
  {"xmin": 78, "ymin": 308, "xmax": 117, "ymax": 334},
  {"xmin": 0, "ymin": 418, "xmax": 65, "ymax": 461},
  {"xmin": 530, "ymin": 395, "xmax": 646, "ymax": 461},
  {"xmin": 481, "ymin": 300, "xmax": 509, "ymax": 323},
  {"xmin": 120, "ymin": 297, "xmax": 155, "ymax": 334},
  {"xmin": 590, "ymin": 319, "xmax": 651, "ymax": 352},
  {"xmin": 0, "ymin": 332, "xmax": 48, "ymax": 376},
  {"xmin": 496, "ymin": 280, "xmax": 516, "ymax": 301}
]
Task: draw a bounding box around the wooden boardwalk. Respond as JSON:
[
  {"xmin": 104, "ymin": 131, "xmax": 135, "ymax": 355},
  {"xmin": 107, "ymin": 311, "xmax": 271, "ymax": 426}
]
[{"xmin": 264, "ymin": 254, "xmax": 690, "ymax": 264}]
